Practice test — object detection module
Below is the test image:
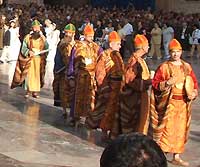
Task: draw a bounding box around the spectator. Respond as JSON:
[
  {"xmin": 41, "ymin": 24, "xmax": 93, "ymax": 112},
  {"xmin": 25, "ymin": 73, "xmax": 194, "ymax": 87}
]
[
  {"xmin": 8, "ymin": 19, "xmax": 21, "ymax": 62},
  {"xmin": 175, "ymin": 21, "xmax": 191, "ymax": 51},
  {"xmin": 148, "ymin": 22, "xmax": 162, "ymax": 59},
  {"xmin": 94, "ymin": 19, "xmax": 104, "ymax": 40},
  {"xmin": 162, "ymin": 23, "xmax": 174, "ymax": 59},
  {"xmin": 122, "ymin": 18, "xmax": 134, "ymax": 58},
  {"xmin": 136, "ymin": 21, "xmax": 146, "ymax": 35},
  {"xmin": 100, "ymin": 132, "xmax": 167, "ymax": 167},
  {"xmin": 0, "ymin": 21, "xmax": 10, "ymax": 63},
  {"xmin": 190, "ymin": 24, "xmax": 200, "ymax": 57}
]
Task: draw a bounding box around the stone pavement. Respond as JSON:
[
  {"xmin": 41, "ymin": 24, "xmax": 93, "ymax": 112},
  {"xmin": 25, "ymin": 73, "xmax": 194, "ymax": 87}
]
[{"xmin": 0, "ymin": 53, "xmax": 200, "ymax": 167}]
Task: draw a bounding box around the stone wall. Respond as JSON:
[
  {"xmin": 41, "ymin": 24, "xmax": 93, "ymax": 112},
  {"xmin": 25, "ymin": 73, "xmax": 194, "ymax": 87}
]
[
  {"xmin": 173, "ymin": 0, "xmax": 200, "ymax": 13},
  {"xmin": 156, "ymin": 0, "xmax": 200, "ymax": 13},
  {"xmin": 7, "ymin": 0, "xmax": 89, "ymax": 6},
  {"xmin": 7, "ymin": 0, "xmax": 44, "ymax": 5}
]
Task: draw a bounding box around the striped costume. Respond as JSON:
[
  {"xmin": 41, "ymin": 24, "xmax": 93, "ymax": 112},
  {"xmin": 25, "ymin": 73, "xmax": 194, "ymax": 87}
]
[
  {"xmin": 86, "ymin": 49, "xmax": 124, "ymax": 136},
  {"xmin": 149, "ymin": 60, "xmax": 198, "ymax": 153},
  {"xmin": 120, "ymin": 49, "xmax": 151, "ymax": 135},
  {"xmin": 69, "ymin": 40, "xmax": 102, "ymax": 118},
  {"xmin": 11, "ymin": 34, "xmax": 48, "ymax": 90},
  {"xmin": 53, "ymin": 39, "xmax": 76, "ymax": 108}
]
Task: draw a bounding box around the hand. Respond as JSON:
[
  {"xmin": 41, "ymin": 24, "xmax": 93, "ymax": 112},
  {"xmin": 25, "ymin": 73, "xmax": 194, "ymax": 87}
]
[
  {"xmin": 39, "ymin": 31, "xmax": 43, "ymax": 36},
  {"xmin": 29, "ymin": 50, "xmax": 34, "ymax": 57},
  {"xmin": 166, "ymin": 76, "xmax": 177, "ymax": 86},
  {"xmin": 144, "ymin": 79, "xmax": 152, "ymax": 86},
  {"xmin": 188, "ymin": 90, "xmax": 197, "ymax": 100},
  {"xmin": 68, "ymin": 79, "xmax": 75, "ymax": 87}
]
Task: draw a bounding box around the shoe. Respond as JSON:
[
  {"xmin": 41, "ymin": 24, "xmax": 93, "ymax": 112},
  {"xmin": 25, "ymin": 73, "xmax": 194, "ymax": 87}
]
[
  {"xmin": 171, "ymin": 158, "xmax": 189, "ymax": 166},
  {"xmin": 32, "ymin": 93, "xmax": 39, "ymax": 98},
  {"xmin": 68, "ymin": 118, "xmax": 75, "ymax": 127},
  {"xmin": 147, "ymin": 55, "xmax": 153, "ymax": 59},
  {"xmin": 24, "ymin": 92, "xmax": 30, "ymax": 98},
  {"xmin": 62, "ymin": 113, "xmax": 68, "ymax": 119},
  {"xmin": 24, "ymin": 94, "xmax": 29, "ymax": 98},
  {"xmin": 79, "ymin": 117, "xmax": 86, "ymax": 124}
]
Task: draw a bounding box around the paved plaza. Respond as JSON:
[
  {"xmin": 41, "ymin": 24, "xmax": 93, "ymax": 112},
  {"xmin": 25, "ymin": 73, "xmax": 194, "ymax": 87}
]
[{"xmin": 0, "ymin": 53, "xmax": 200, "ymax": 167}]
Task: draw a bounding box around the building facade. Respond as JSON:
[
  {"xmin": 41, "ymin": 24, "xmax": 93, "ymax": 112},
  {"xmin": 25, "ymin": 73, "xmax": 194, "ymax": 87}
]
[
  {"xmin": 156, "ymin": 0, "xmax": 200, "ymax": 13},
  {"xmin": 5, "ymin": 0, "xmax": 200, "ymax": 13},
  {"xmin": 7, "ymin": 0, "xmax": 44, "ymax": 5}
]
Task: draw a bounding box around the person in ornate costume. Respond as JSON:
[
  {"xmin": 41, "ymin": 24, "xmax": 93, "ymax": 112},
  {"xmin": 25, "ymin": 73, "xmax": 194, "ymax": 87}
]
[
  {"xmin": 68, "ymin": 24, "xmax": 103, "ymax": 125},
  {"xmin": 120, "ymin": 34, "xmax": 152, "ymax": 135},
  {"xmin": 53, "ymin": 23, "xmax": 76, "ymax": 117},
  {"xmin": 149, "ymin": 39, "xmax": 198, "ymax": 166},
  {"xmin": 86, "ymin": 31, "xmax": 124, "ymax": 139},
  {"xmin": 11, "ymin": 20, "xmax": 48, "ymax": 98}
]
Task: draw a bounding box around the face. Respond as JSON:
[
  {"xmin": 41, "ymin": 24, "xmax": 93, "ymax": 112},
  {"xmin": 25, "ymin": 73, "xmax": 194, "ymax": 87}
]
[
  {"xmin": 64, "ymin": 31, "xmax": 75, "ymax": 42},
  {"xmin": 85, "ymin": 34, "xmax": 94, "ymax": 43},
  {"xmin": 182, "ymin": 22, "xmax": 187, "ymax": 27},
  {"xmin": 163, "ymin": 24, "xmax": 167, "ymax": 28},
  {"xmin": 97, "ymin": 20, "xmax": 101, "ymax": 26},
  {"xmin": 2, "ymin": 15, "xmax": 6, "ymax": 20},
  {"xmin": 142, "ymin": 44, "xmax": 149, "ymax": 53},
  {"xmin": 170, "ymin": 49, "xmax": 182, "ymax": 61},
  {"xmin": 109, "ymin": 41, "xmax": 121, "ymax": 51},
  {"xmin": 154, "ymin": 23, "xmax": 158, "ymax": 28},
  {"xmin": 32, "ymin": 26, "xmax": 40, "ymax": 32},
  {"xmin": 10, "ymin": 22, "xmax": 15, "ymax": 27},
  {"xmin": 138, "ymin": 22, "xmax": 142, "ymax": 27},
  {"xmin": 4, "ymin": 24, "xmax": 9, "ymax": 30},
  {"xmin": 32, "ymin": 26, "xmax": 41, "ymax": 39}
]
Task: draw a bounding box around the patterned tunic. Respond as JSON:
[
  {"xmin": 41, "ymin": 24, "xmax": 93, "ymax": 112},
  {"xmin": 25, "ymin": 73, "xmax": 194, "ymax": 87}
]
[
  {"xmin": 120, "ymin": 49, "xmax": 151, "ymax": 135},
  {"xmin": 69, "ymin": 40, "xmax": 102, "ymax": 118},
  {"xmin": 149, "ymin": 60, "xmax": 198, "ymax": 153},
  {"xmin": 53, "ymin": 39, "xmax": 76, "ymax": 108},
  {"xmin": 86, "ymin": 49, "xmax": 124, "ymax": 136},
  {"xmin": 11, "ymin": 34, "xmax": 48, "ymax": 90}
]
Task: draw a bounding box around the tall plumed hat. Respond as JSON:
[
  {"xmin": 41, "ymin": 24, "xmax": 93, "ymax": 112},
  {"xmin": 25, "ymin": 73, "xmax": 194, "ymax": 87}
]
[
  {"xmin": 84, "ymin": 24, "xmax": 94, "ymax": 35},
  {"xmin": 134, "ymin": 34, "xmax": 149, "ymax": 48},
  {"xmin": 32, "ymin": 20, "xmax": 40, "ymax": 27},
  {"xmin": 64, "ymin": 23, "xmax": 76, "ymax": 33},
  {"xmin": 109, "ymin": 31, "xmax": 121, "ymax": 42},
  {"xmin": 169, "ymin": 39, "xmax": 182, "ymax": 50}
]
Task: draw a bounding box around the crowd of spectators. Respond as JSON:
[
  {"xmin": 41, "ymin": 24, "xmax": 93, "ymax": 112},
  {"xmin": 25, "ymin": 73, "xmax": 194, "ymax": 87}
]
[
  {"xmin": 1, "ymin": 2, "xmax": 200, "ymax": 58},
  {"xmin": 0, "ymin": 3, "xmax": 199, "ymax": 166}
]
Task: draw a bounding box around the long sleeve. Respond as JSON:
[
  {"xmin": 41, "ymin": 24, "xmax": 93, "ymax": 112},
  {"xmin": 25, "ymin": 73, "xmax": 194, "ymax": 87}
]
[
  {"xmin": 44, "ymin": 39, "xmax": 49, "ymax": 50},
  {"xmin": 67, "ymin": 47, "xmax": 76, "ymax": 78},
  {"xmin": 152, "ymin": 66, "xmax": 165, "ymax": 90},
  {"xmin": 152, "ymin": 63, "xmax": 172, "ymax": 91},
  {"xmin": 21, "ymin": 38, "xmax": 30, "ymax": 57},
  {"xmin": 3, "ymin": 30, "xmax": 11, "ymax": 46},
  {"xmin": 190, "ymin": 70, "xmax": 198, "ymax": 90},
  {"xmin": 53, "ymin": 49, "xmax": 65, "ymax": 73}
]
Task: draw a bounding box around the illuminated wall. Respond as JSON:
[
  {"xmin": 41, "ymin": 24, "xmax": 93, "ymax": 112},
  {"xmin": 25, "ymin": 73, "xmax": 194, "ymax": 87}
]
[
  {"xmin": 156, "ymin": 0, "xmax": 200, "ymax": 13},
  {"xmin": 7, "ymin": 0, "xmax": 44, "ymax": 5}
]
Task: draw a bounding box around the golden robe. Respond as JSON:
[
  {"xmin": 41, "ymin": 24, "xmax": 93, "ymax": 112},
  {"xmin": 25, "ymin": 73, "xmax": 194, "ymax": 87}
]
[
  {"xmin": 72, "ymin": 40, "xmax": 102, "ymax": 118},
  {"xmin": 11, "ymin": 34, "xmax": 48, "ymax": 90},
  {"xmin": 120, "ymin": 49, "xmax": 151, "ymax": 135},
  {"xmin": 149, "ymin": 60, "xmax": 198, "ymax": 153},
  {"xmin": 53, "ymin": 39, "xmax": 76, "ymax": 108},
  {"xmin": 86, "ymin": 49, "xmax": 124, "ymax": 136}
]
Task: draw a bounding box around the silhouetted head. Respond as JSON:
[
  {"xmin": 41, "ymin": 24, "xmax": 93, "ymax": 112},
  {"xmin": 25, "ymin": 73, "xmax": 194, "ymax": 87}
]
[{"xmin": 100, "ymin": 133, "xmax": 167, "ymax": 167}]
